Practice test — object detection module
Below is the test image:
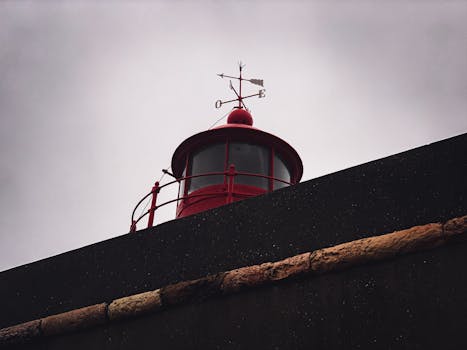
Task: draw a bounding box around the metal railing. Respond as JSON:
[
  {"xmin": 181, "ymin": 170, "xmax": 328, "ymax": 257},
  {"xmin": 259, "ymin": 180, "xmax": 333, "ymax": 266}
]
[{"xmin": 130, "ymin": 164, "xmax": 292, "ymax": 233}]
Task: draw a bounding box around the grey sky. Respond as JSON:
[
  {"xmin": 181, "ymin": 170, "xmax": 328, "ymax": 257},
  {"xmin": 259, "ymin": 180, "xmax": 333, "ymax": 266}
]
[{"xmin": 1, "ymin": 1, "xmax": 466, "ymax": 271}]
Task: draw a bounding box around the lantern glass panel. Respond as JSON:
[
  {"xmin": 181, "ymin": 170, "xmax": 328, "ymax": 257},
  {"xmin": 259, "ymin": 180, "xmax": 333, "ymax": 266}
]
[
  {"xmin": 189, "ymin": 143, "xmax": 225, "ymax": 193},
  {"xmin": 178, "ymin": 165, "xmax": 186, "ymax": 200},
  {"xmin": 274, "ymin": 153, "xmax": 291, "ymax": 189},
  {"xmin": 229, "ymin": 142, "xmax": 269, "ymax": 189}
]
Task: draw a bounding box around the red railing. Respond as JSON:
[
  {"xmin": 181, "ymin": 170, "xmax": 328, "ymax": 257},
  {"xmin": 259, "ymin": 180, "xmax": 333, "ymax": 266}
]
[{"xmin": 130, "ymin": 164, "xmax": 292, "ymax": 233}]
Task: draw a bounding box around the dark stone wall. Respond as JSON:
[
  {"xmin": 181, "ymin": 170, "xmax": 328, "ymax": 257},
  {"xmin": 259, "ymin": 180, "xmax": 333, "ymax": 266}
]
[
  {"xmin": 15, "ymin": 242, "xmax": 467, "ymax": 350},
  {"xmin": 1, "ymin": 133, "xmax": 466, "ymax": 329}
]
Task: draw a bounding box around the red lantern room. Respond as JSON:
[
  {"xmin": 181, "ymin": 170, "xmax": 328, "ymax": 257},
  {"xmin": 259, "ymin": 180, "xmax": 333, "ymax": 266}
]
[
  {"xmin": 171, "ymin": 107, "xmax": 303, "ymax": 218},
  {"xmin": 130, "ymin": 64, "xmax": 303, "ymax": 232}
]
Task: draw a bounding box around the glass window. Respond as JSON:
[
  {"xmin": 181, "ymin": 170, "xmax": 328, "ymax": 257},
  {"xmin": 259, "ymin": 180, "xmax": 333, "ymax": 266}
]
[
  {"xmin": 274, "ymin": 154, "xmax": 291, "ymax": 189},
  {"xmin": 229, "ymin": 142, "xmax": 269, "ymax": 189},
  {"xmin": 189, "ymin": 143, "xmax": 225, "ymax": 193},
  {"xmin": 178, "ymin": 166, "xmax": 186, "ymax": 200}
]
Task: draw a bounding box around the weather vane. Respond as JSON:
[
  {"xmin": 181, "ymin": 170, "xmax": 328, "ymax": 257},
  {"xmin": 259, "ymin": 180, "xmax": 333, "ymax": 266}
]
[{"xmin": 215, "ymin": 62, "xmax": 266, "ymax": 110}]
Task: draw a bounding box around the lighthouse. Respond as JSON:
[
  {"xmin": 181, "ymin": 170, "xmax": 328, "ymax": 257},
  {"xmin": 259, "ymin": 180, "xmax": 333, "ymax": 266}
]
[{"xmin": 131, "ymin": 64, "xmax": 303, "ymax": 230}]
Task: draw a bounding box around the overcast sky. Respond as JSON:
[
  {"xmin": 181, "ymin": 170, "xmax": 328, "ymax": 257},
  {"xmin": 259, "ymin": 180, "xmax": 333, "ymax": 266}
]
[{"xmin": 1, "ymin": 1, "xmax": 466, "ymax": 271}]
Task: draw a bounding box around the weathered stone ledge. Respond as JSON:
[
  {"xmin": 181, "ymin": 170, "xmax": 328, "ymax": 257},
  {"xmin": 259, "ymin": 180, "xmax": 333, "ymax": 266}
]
[{"xmin": 1, "ymin": 214, "xmax": 466, "ymax": 346}]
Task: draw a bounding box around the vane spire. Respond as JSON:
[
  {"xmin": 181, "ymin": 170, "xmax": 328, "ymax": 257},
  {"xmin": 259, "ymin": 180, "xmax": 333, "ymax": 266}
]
[{"xmin": 215, "ymin": 62, "xmax": 265, "ymax": 110}]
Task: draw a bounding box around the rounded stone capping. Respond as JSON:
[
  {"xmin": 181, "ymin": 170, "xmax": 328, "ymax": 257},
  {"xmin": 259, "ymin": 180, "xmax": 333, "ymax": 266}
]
[
  {"xmin": 221, "ymin": 262, "xmax": 274, "ymax": 293},
  {"xmin": 160, "ymin": 273, "xmax": 226, "ymax": 306},
  {"xmin": 443, "ymin": 215, "xmax": 467, "ymax": 241},
  {"xmin": 41, "ymin": 302, "xmax": 108, "ymax": 336},
  {"xmin": 108, "ymin": 289, "xmax": 162, "ymax": 321},
  {"xmin": 269, "ymin": 252, "xmax": 312, "ymax": 281},
  {"xmin": 0, "ymin": 319, "xmax": 41, "ymax": 345},
  {"xmin": 309, "ymin": 222, "xmax": 444, "ymax": 273},
  {"xmin": 221, "ymin": 252, "xmax": 312, "ymax": 293}
]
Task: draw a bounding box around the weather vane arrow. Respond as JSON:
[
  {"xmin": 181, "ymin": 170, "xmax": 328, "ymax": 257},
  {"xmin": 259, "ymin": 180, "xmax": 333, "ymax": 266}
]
[{"xmin": 215, "ymin": 62, "xmax": 266, "ymax": 110}]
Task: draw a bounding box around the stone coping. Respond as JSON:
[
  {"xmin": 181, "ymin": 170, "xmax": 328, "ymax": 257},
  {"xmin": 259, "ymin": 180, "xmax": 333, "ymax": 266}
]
[{"xmin": 1, "ymin": 215, "xmax": 466, "ymax": 346}]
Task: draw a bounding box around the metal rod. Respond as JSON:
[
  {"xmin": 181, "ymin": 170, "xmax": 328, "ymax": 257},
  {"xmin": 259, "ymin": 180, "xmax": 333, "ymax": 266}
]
[
  {"xmin": 227, "ymin": 164, "xmax": 236, "ymax": 204},
  {"xmin": 162, "ymin": 169, "xmax": 177, "ymax": 179},
  {"xmin": 239, "ymin": 64, "xmax": 242, "ymax": 108},
  {"xmin": 240, "ymin": 92, "xmax": 261, "ymax": 99},
  {"xmin": 147, "ymin": 182, "xmax": 160, "ymax": 228},
  {"xmin": 218, "ymin": 74, "xmax": 246, "ymax": 80}
]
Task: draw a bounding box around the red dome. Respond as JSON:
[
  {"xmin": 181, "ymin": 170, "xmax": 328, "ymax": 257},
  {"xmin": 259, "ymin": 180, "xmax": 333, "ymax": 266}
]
[{"xmin": 227, "ymin": 108, "xmax": 253, "ymax": 126}]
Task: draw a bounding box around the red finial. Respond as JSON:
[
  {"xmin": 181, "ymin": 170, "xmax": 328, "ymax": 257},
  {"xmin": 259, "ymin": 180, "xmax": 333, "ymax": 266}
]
[{"xmin": 227, "ymin": 108, "xmax": 253, "ymax": 126}]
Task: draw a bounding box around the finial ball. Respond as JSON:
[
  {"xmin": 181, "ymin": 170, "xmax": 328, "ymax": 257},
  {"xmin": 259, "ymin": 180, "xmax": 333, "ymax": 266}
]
[{"xmin": 227, "ymin": 108, "xmax": 253, "ymax": 126}]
